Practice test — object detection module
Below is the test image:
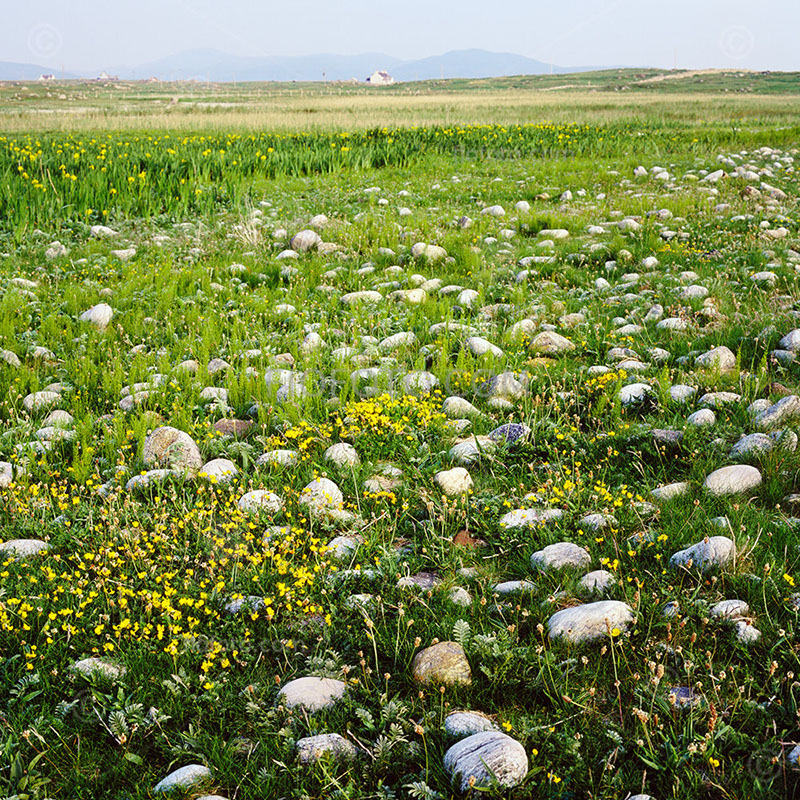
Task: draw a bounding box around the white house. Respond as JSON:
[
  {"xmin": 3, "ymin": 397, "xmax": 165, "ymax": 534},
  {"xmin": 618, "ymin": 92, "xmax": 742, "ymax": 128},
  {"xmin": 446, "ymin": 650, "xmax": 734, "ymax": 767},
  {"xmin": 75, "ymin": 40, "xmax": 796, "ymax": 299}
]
[{"xmin": 366, "ymin": 70, "xmax": 395, "ymax": 86}]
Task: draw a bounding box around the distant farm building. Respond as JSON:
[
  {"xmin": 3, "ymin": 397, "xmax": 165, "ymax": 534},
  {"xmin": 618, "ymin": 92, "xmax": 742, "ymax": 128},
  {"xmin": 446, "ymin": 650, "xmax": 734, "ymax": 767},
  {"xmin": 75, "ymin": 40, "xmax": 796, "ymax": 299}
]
[
  {"xmin": 38, "ymin": 74, "xmax": 55, "ymax": 81},
  {"xmin": 366, "ymin": 70, "xmax": 395, "ymax": 86},
  {"xmin": 97, "ymin": 72, "xmax": 119, "ymax": 81}
]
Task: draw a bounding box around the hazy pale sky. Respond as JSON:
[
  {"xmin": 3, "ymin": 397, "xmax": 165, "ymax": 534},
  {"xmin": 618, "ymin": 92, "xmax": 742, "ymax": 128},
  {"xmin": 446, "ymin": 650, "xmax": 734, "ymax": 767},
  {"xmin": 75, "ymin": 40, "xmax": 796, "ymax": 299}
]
[{"xmin": 5, "ymin": 0, "xmax": 796, "ymax": 71}]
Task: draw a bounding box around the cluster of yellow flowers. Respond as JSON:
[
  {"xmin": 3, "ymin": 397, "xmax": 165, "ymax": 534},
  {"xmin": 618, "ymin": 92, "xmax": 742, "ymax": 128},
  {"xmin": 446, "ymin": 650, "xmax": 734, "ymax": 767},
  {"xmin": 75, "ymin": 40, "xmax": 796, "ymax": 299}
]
[{"xmin": 0, "ymin": 477, "xmax": 331, "ymax": 675}]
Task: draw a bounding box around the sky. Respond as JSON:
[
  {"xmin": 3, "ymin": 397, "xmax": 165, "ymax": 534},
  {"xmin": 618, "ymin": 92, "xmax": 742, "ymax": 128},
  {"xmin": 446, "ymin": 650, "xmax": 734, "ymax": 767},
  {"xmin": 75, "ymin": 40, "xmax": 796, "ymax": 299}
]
[{"xmin": 4, "ymin": 0, "xmax": 797, "ymax": 72}]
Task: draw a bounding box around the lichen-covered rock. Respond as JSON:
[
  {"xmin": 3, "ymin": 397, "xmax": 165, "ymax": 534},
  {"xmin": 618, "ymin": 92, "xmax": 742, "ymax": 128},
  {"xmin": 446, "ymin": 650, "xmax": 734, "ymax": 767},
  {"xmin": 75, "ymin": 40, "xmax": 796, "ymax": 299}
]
[
  {"xmin": 153, "ymin": 764, "xmax": 211, "ymax": 793},
  {"xmin": 445, "ymin": 711, "xmax": 499, "ymax": 739},
  {"xmin": 296, "ymin": 733, "xmax": 357, "ymax": 764},
  {"xmin": 0, "ymin": 539, "xmax": 50, "ymax": 560},
  {"xmin": 412, "ymin": 641, "xmax": 471, "ymax": 686},
  {"xmin": 278, "ymin": 677, "xmax": 346, "ymax": 712},
  {"xmin": 670, "ymin": 536, "xmax": 735, "ymax": 572},
  {"xmin": 530, "ymin": 542, "xmax": 591, "ymax": 571},
  {"xmin": 434, "ymin": 467, "xmax": 473, "ymax": 496},
  {"xmin": 444, "ymin": 731, "xmax": 528, "ymax": 792},
  {"xmin": 704, "ymin": 465, "xmax": 761, "ymax": 496},
  {"xmin": 142, "ymin": 426, "xmax": 202, "ymax": 476},
  {"xmin": 547, "ymin": 601, "xmax": 634, "ymax": 643},
  {"xmin": 237, "ymin": 490, "xmax": 283, "ymax": 514}
]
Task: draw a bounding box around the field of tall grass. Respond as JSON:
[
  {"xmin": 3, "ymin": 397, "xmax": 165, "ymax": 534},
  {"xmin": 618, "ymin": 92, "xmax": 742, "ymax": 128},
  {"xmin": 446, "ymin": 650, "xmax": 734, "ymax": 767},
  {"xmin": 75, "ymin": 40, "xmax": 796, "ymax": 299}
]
[{"xmin": 1, "ymin": 83, "xmax": 800, "ymax": 799}]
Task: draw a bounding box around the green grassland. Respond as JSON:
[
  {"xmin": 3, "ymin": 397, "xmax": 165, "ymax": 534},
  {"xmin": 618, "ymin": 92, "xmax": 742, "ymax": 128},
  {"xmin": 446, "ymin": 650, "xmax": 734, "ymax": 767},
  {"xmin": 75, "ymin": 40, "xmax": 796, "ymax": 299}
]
[{"xmin": 1, "ymin": 74, "xmax": 800, "ymax": 799}]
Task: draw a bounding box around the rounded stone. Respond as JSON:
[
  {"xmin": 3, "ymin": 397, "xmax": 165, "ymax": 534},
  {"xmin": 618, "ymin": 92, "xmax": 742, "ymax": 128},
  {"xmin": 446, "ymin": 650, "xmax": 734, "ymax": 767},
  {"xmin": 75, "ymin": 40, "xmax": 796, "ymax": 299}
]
[
  {"xmin": 695, "ymin": 346, "xmax": 736, "ymax": 372},
  {"xmin": 619, "ymin": 383, "xmax": 652, "ymax": 406},
  {"xmin": 79, "ymin": 302, "xmax": 114, "ymax": 330},
  {"xmin": 710, "ymin": 599, "xmax": 749, "ymax": 619},
  {"xmin": 290, "ymin": 229, "xmax": 322, "ymax": 253},
  {"xmin": 669, "ymin": 536, "xmax": 735, "ymax": 572},
  {"xmin": 445, "ymin": 711, "xmax": 499, "ymax": 739},
  {"xmin": 0, "ymin": 539, "xmax": 50, "ymax": 560},
  {"xmin": 580, "ymin": 570, "xmax": 616, "ymax": 594},
  {"xmin": 412, "ymin": 641, "xmax": 471, "ymax": 686},
  {"xmin": 72, "ymin": 657, "xmax": 126, "ymax": 680},
  {"xmin": 530, "ymin": 331, "xmax": 575, "ymax": 356},
  {"xmin": 499, "ymin": 508, "xmax": 563, "ymax": 528},
  {"xmin": 547, "ymin": 600, "xmax": 634, "ymax": 643},
  {"xmin": 199, "ymin": 458, "xmax": 238, "ymax": 484},
  {"xmin": 296, "ymin": 733, "xmax": 357, "ymax": 764},
  {"xmin": 324, "ymin": 443, "xmax": 360, "ymax": 468},
  {"xmin": 142, "ymin": 426, "xmax": 202, "ymax": 476},
  {"xmin": 278, "ymin": 677, "xmax": 346, "ymax": 712},
  {"xmin": 238, "ymin": 490, "xmax": 283, "ymax": 514},
  {"xmin": 704, "ymin": 465, "xmax": 762, "ymax": 496},
  {"xmin": 434, "ymin": 467, "xmax": 474, "ymax": 497},
  {"xmin": 153, "ymin": 764, "xmax": 211, "ymax": 793},
  {"xmin": 687, "ymin": 408, "xmax": 716, "ymax": 427},
  {"xmin": 444, "ymin": 731, "xmax": 528, "ymax": 793},
  {"xmin": 530, "ymin": 542, "xmax": 591, "ymax": 571}
]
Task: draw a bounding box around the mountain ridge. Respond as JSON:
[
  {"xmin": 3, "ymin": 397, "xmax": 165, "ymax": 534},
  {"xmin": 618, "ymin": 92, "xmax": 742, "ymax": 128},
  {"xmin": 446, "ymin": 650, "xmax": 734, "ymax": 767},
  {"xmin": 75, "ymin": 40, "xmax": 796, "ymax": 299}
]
[{"xmin": 0, "ymin": 49, "xmax": 607, "ymax": 83}]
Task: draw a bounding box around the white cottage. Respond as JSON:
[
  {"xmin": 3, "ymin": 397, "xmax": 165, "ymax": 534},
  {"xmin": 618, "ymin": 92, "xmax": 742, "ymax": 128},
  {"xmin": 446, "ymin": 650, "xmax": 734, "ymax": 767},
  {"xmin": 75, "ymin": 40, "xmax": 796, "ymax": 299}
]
[{"xmin": 366, "ymin": 70, "xmax": 395, "ymax": 86}]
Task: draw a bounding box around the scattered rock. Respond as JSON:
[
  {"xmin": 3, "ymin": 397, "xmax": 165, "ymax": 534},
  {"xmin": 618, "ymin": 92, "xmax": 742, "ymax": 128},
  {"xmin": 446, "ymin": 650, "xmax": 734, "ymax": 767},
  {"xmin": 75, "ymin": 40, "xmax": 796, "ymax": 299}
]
[
  {"xmin": 412, "ymin": 641, "xmax": 471, "ymax": 686},
  {"xmin": 444, "ymin": 731, "xmax": 529, "ymax": 792}
]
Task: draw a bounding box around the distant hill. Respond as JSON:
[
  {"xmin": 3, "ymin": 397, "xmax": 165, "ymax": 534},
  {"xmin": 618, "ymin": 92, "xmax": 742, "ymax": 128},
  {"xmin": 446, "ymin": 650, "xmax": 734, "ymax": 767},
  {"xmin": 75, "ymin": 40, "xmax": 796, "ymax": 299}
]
[
  {"xmin": 111, "ymin": 49, "xmax": 406, "ymax": 82},
  {"xmin": 0, "ymin": 49, "xmax": 615, "ymax": 83},
  {"xmin": 392, "ymin": 49, "xmax": 584, "ymax": 81},
  {"xmin": 0, "ymin": 61, "xmax": 79, "ymax": 80}
]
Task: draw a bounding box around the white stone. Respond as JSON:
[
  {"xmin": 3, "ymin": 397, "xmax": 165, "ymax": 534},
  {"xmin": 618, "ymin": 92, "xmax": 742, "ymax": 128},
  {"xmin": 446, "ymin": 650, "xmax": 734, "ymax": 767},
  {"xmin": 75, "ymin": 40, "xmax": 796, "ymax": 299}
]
[
  {"xmin": 442, "ymin": 396, "xmax": 482, "ymax": 419},
  {"xmin": 695, "ymin": 346, "xmax": 735, "ymax": 372},
  {"xmin": 580, "ymin": 570, "xmax": 616, "ymax": 594},
  {"xmin": 687, "ymin": 409, "xmax": 716, "ymax": 427},
  {"xmin": 670, "ymin": 536, "xmax": 735, "ymax": 572},
  {"xmin": 341, "ymin": 290, "xmax": 383, "ymax": 306},
  {"xmin": 619, "ymin": 383, "xmax": 652, "ymax": 405},
  {"xmin": 379, "ymin": 331, "xmax": 418, "ymax": 353},
  {"xmin": 548, "ymin": 601, "xmax": 634, "ymax": 643},
  {"xmin": 710, "ymin": 599, "xmax": 749, "ymax": 619},
  {"xmin": 530, "ymin": 542, "xmax": 590, "ymax": 571},
  {"xmin": 499, "ymin": 508, "xmax": 563, "ymax": 528},
  {"xmin": 411, "ymin": 242, "xmax": 447, "ymax": 261},
  {"xmin": 0, "ymin": 539, "xmax": 49, "ymax": 560},
  {"xmin": 670, "ymin": 385, "xmax": 697, "ymax": 404},
  {"xmin": 704, "ymin": 465, "xmax": 761, "ymax": 496},
  {"xmin": 125, "ymin": 469, "xmax": 180, "ymax": 492},
  {"xmin": 445, "ymin": 711, "xmax": 498, "ymax": 739},
  {"xmin": 300, "ymin": 477, "xmax": 350, "ymax": 520},
  {"xmin": 434, "ymin": 467, "xmax": 474, "ymax": 496},
  {"xmin": 444, "ymin": 732, "xmax": 528, "ymax": 793},
  {"xmin": 279, "ymin": 676, "xmax": 346, "ymax": 712},
  {"xmin": 449, "ymin": 437, "xmax": 496, "ymax": 465},
  {"xmin": 493, "ymin": 580, "xmax": 536, "ymax": 595},
  {"xmin": 324, "ymin": 443, "xmax": 360, "ymax": 468},
  {"xmin": 79, "ymin": 303, "xmax": 114, "ymax": 330},
  {"xmin": 296, "ymin": 733, "xmax": 357, "ymax": 764},
  {"xmin": 290, "ymin": 229, "xmax": 322, "ymax": 252},
  {"xmin": 23, "ymin": 391, "xmax": 60, "ymax": 412},
  {"xmin": 755, "ymin": 395, "xmax": 800, "ymax": 430},
  {"xmin": 153, "ymin": 765, "xmax": 211, "ymax": 793},
  {"xmin": 72, "ymin": 657, "xmax": 125, "ymax": 680},
  {"xmin": 199, "ymin": 458, "xmax": 238, "ymax": 483},
  {"xmin": 530, "ymin": 331, "xmax": 575, "ymax": 355},
  {"xmin": 90, "ymin": 225, "xmax": 118, "ymax": 238},
  {"xmin": 256, "ymin": 449, "xmax": 298, "ymax": 468},
  {"xmin": 466, "ymin": 336, "xmax": 504, "ymax": 359}
]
